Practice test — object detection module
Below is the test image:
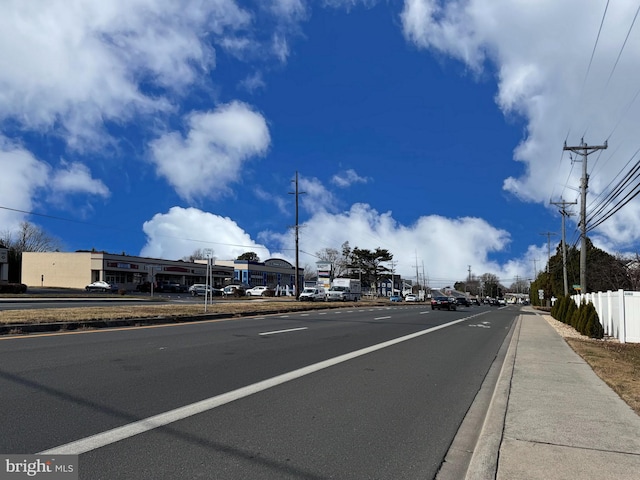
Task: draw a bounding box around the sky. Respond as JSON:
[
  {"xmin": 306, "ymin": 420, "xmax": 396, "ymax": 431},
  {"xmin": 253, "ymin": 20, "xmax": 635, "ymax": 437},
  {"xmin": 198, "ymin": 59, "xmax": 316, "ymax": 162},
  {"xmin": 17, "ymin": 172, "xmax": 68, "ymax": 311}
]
[{"xmin": 2, "ymin": 0, "xmax": 640, "ymax": 289}]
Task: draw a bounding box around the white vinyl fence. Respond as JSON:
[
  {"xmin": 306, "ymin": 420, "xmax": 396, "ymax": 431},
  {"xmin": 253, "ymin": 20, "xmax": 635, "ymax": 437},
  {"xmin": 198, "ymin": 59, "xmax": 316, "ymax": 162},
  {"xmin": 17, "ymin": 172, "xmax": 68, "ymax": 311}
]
[{"xmin": 573, "ymin": 290, "xmax": 640, "ymax": 343}]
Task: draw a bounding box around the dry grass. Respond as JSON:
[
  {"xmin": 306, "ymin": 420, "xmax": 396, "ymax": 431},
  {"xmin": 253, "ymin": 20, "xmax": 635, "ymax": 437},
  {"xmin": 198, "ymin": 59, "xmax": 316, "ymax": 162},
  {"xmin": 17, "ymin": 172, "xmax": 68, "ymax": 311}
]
[
  {"xmin": 566, "ymin": 339, "xmax": 640, "ymax": 415},
  {"xmin": 0, "ymin": 298, "xmax": 391, "ymax": 325},
  {"xmin": 543, "ymin": 314, "xmax": 640, "ymax": 416}
]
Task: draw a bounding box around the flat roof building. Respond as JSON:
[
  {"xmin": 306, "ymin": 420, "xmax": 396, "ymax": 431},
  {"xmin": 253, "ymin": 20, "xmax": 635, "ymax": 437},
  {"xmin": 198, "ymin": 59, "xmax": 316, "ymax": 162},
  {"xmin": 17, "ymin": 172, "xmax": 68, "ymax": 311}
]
[
  {"xmin": 214, "ymin": 258, "xmax": 303, "ymax": 295},
  {"xmin": 21, "ymin": 251, "xmax": 303, "ymax": 294},
  {"xmin": 21, "ymin": 251, "xmax": 232, "ymax": 291}
]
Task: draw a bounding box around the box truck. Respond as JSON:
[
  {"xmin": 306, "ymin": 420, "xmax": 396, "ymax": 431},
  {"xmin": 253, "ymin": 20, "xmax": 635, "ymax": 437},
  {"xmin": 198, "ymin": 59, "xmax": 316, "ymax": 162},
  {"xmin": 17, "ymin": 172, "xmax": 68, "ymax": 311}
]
[{"xmin": 326, "ymin": 278, "xmax": 362, "ymax": 301}]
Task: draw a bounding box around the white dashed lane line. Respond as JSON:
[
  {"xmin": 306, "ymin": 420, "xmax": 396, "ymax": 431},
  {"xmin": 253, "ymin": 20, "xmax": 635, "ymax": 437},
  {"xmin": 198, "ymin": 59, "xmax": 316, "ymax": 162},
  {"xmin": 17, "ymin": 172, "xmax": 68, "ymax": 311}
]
[{"xmin": 259, "ymin": 327, "xmax": 309, "ymax": 336}]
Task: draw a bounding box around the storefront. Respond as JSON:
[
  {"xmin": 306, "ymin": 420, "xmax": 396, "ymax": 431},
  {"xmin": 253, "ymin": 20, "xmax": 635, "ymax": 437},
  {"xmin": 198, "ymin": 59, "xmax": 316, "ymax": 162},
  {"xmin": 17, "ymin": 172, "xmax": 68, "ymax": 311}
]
[
  {"xmin": 214, "ymin": 258, "xmax": 303, "ymax": 295},
  {"xmin": 21, "ymin": 251, "xmax": 233, "ymax": 290}
]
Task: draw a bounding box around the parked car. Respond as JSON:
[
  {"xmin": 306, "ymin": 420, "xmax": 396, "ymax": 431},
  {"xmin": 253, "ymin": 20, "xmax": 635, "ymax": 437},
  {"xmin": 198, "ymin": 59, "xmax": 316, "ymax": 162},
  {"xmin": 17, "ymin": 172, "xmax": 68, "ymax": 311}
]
[
  {"xmin": 390, "ymin": 294, "xmax": 402, "ymax": 302},
  {"xmin": 245, "ymin": 286, "xmax": 273, "ymax": 297},
  {"xmin": 136, "ymin": 281, "xmax": 152, "ymax": 292},
  {"xmin": 85, "ymin": 280, "xmax": 117, "ymax": 292},
  {"xmin": 189, "ymin": 284, "xmax": 212, "ymax": 296},
  {"xmin": 157, "ymin": 281, "xmax": 188, "ymax": 293},
  {"xmin": 405, "ymin": 294, "xmax": 417, "ymax": 302},
  {"xmin": 223, "ymin": 285, "xmax": 247, "ymax": 297},
  {"xmin": 431, "ymin": 296, "xmax": 457, "ymax": 310}
]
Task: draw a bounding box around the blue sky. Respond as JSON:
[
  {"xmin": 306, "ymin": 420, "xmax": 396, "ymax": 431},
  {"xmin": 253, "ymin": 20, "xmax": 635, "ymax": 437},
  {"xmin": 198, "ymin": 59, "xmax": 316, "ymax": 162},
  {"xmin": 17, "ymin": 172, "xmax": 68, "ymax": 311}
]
[{"xmin": 2, "ymin": 0, "xmax": 640, "ymax": 288}]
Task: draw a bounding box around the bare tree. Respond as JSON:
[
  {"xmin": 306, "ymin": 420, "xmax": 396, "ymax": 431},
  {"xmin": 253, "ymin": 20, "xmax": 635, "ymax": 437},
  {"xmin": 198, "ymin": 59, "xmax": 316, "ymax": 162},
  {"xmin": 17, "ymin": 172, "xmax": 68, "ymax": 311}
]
[
  {"xmin": 303, "ymin": 264, "xmax": 317, "ymax": 281},
  {"xmin": 181, "ymin": 248, "xmax": 209, "ymax": 262},
  {"xmin": 315, "ymin": 241, "xmax": 352, "ymax": 278},
  {"xmin": 1, "ymin": 221, "xmax": 61, "ymax": 282},
  {"xmin": 1, "ymin": 221, "xmax": 61, "ymax": 253}
]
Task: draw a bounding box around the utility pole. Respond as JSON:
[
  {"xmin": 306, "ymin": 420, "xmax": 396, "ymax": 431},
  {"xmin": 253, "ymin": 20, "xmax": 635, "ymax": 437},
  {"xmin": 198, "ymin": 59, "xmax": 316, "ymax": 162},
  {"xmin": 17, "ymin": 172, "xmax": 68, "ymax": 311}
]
[
  {"xmin": 551, "ymin": 198, "xmax": 577, "ymax": 296},
  {"xmin": 563, "ymin": 139, "xmax": 608, "ymax": 293},
  {"xmin": 539, "ymin": 232, "xmax": 557, "ymax": 273},
  {"xmin": 289, "ymin": 171, "xmax": 305, "ymax": 299}
]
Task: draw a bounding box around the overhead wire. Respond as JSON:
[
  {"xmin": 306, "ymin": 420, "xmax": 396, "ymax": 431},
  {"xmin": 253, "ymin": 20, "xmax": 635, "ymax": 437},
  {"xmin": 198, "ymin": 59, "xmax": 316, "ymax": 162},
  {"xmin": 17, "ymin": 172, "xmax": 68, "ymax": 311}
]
[
  {"xmin": 569, "ymin": 3, "xmax": 640, "ymax": 240},
  {"xmin": 587, "ymin": 146, "xmax": 640, "ymax": 214},
  {"xmin": 557, "ymin": 1, "xmax": 609, "ymax": 200},
  {"xmin": 0, "ymin": 204, "xmax": 287, "ymax": 254},
  {"xmin": 603, "ymin": 2, "xmax": 640, "ymax": 92}
]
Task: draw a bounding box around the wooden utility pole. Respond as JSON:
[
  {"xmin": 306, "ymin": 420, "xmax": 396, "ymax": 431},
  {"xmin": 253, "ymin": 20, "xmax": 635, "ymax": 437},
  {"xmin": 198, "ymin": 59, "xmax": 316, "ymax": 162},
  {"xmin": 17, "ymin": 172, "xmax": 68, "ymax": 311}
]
[
  {"xmin": 563, "ymin": 139, "xmax": 608, "ymax": 293},
  {"xmin": 539, "ymin": 231, "xmax": 557, "ymax": 273},
  {"xmin": 289, "ymin": 172, "xmax": 305, "ymax": 299},
  {"xmin": 551, "ymin": 198, "xmax": 577, "ymax": 296}
]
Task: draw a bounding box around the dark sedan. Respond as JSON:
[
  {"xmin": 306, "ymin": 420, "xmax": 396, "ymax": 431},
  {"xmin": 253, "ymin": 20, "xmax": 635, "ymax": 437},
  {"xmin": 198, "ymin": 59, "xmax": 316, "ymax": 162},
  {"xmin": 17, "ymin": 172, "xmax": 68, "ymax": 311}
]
[
  {"xmin": 431, "ymin": 296, "xmax": 457, "ymax": 311},
  {"xmin": 455, "ymin": 297, "xmax": 471, "ymax": 307}
]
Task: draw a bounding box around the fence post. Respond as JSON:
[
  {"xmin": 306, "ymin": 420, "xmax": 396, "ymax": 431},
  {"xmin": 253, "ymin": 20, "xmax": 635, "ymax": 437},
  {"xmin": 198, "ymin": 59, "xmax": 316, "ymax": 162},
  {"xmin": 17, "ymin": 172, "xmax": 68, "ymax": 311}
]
[
  {"xmin": 606, "ymin": 291, "xmax": 613, "ymax": 338},
  {"xmin": 619, "ymin": 289, "xmax": 626, "ymax": 344}
]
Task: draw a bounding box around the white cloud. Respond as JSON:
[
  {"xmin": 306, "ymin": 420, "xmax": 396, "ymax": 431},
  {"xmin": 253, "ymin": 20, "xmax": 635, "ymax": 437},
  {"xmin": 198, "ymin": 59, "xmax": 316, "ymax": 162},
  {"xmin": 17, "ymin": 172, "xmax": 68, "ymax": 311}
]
[
  {"xmin": 261, "ymin": 202, "xmax": 518, "ymax": 287},
  {"xmin": 50, "ymin": 161, "xmax": 110, "ymax": 198},
  {"xmin": 269, "ymin": 0, "xmax": 307, "ymax": 21},
  {"xmin": 0, "ymin": 0, "xmax": 252, "ymax": 148},
  {"xmin": 0, "ymin": 138, "xmax": 49, "ymax": 230},
  {"xmin": 140, "ymin": 206, "xmax": 271, "ymax": 260},
  {"xmin": 331, "ymin": 168, "xmax": 370, "ymax": 188},
  {"xmin": 299, "ymin": 176, "xmax": 339, "ymax": 214},
  {"xmin": 239, "ymin": 71, "xmax": 267, "ymax": 93},
  {"xmin": 400, "ymin": 0, "xmax": 640, "ymax": 252},
  {"xmin": 148, "ymin": 101, "xmax": 271, "ymax": 202},
  {"xmin": 0, "ymin": 138, "xmax": 114, "ymax": 229}
]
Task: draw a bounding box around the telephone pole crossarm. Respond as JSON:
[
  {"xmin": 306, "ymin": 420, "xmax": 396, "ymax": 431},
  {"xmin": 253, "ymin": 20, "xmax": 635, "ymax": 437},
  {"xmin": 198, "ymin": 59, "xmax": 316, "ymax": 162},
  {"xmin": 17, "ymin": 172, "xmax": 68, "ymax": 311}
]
[
  {"xmin": 551, "ymin": 199, "xmax": 577, "ymax": 296},
  {"xmin": 562, "ymin": 139, "xmax": 608, "ymax": 293}
]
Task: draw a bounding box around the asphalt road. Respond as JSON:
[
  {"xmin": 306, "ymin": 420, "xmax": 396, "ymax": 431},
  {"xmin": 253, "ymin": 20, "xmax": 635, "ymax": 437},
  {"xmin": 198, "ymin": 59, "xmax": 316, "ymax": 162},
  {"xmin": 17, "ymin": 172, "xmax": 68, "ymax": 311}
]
[{"xmin": 0, "ymin": 304, "xmax": 517, "ymax": 479}]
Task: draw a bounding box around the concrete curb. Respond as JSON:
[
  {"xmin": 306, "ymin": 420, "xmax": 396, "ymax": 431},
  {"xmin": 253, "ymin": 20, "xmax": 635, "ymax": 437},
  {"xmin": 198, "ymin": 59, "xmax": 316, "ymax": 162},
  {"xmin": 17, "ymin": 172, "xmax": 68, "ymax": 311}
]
[
  {"xmin": 464, "ymin": 314, "xmax": 521, "ymax": 479},
  {"xmin": 436, "ymin": 313, "xmax": 521, "ymax": 480}
]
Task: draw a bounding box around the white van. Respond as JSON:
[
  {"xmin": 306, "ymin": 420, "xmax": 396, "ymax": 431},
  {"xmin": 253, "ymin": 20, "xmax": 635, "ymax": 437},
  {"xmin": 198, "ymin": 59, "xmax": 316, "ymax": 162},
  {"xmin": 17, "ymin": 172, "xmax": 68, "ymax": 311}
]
[{"xmin": 299, "ymin": 287, "xmax": 326, "ymax": 301}]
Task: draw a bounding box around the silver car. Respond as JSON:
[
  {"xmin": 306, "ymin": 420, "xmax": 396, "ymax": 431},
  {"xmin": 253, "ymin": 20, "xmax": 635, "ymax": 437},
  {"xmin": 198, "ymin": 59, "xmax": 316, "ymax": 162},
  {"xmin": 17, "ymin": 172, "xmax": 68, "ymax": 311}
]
[{"xmin": 188, "ymin": 284, "xmax": 211, "ymax": 296}]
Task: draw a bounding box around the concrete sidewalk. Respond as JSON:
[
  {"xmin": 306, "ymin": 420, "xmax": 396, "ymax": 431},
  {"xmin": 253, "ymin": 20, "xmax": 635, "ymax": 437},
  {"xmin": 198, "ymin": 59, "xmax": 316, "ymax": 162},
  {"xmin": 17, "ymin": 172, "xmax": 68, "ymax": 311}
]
[{"xmin": 465, "ymin": 307, "xmax": 640, "ymax": 480}]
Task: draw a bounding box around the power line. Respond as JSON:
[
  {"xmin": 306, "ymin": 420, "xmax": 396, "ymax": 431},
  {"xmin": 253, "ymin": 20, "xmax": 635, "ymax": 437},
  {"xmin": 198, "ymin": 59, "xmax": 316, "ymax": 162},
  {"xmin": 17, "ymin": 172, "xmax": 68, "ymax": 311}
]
[
  {"xmin": 603, "ymin": 3, "xmax": 640, "ymax": 91},
  {"xmin": 581, "ymin": 0, "xmax": 610, "ymax": 96},
  {"xmin": 0, "ymin": 204, "xmax": 281, "ymax": 253}
]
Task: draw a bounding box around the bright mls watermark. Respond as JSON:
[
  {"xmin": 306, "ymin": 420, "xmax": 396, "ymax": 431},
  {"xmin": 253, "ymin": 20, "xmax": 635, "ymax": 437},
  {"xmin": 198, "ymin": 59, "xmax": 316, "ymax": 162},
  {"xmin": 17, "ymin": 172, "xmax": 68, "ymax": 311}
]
[{"xmin": 0, "ymin": 455, "xmax": 77, "ymax": 480}]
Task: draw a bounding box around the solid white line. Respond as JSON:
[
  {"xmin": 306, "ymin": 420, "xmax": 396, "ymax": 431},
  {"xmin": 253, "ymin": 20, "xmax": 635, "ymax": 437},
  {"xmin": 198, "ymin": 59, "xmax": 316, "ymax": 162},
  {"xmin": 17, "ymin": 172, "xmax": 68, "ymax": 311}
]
[
  {"xmin": 259, "ymin": 327, "xmax": 308, "ymax": 336},
  {"xmin": 38, "ymin": 316, "xmax": 470, "ymax": 456}
]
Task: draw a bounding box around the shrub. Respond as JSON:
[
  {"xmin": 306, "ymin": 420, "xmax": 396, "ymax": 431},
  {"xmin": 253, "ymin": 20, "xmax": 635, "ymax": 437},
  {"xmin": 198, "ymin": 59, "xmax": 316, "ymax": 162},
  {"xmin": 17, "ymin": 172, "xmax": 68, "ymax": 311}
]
[
  {"xmin": 555, "ymin": 296, "xmax": 570, "ymax": 323},
  {"xmin": 564, "ymin": 297, "xmax": 577, "ymax": 324},
  {"xmin": 576, "ymin": 300, "xmax": 589, "ymax": 334},
  {"xmin": 583, "ymin": 302, "xmax": 604, "ymax": 339}
]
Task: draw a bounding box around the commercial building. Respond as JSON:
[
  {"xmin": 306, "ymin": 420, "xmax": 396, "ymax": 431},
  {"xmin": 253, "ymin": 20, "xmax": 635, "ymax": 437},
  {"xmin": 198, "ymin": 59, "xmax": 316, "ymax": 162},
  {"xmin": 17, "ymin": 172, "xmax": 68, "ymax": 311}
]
[
  {"xmin": 214, "ymin": 258, "xmax": 303, "ymax": 295},
  {"xmin": 21, "ymin": 251, "xmax": 232, "ymax": 290},
  {"xmin": 21, "ymin": 251, "xmax": 303, "ymax": 293}
]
